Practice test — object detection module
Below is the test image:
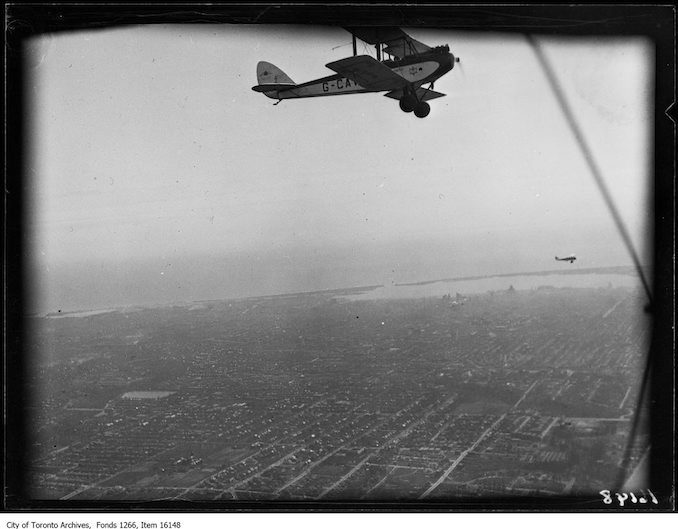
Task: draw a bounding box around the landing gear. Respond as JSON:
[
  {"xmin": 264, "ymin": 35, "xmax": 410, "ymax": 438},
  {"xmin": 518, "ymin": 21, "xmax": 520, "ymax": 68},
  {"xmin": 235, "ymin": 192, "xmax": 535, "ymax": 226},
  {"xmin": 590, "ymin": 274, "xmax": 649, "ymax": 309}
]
[
  {"xmin": 399, "ymin": 95, "xmax": 431, "ymax": 118},
  {"xmin": 413, "ymin": 101, "xmax": 430, "ymax": 118},
  {"xmin": 399, "ymin": 95, "xmax": 417, "ymax": 113}
]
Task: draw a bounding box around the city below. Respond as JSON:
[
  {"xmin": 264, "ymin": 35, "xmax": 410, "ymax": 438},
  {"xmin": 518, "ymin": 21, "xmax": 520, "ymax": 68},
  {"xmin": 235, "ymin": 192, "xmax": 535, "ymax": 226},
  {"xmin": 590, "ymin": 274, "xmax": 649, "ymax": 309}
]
[{"xmin": 26, "ymin": 269, "xmax": 650, "ymax": 502}]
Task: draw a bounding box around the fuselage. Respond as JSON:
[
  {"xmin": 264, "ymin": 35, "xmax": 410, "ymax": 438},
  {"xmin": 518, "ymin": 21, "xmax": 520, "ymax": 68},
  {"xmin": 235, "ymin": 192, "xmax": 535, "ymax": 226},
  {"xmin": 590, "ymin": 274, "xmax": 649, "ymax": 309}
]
[{"xmin": 262, "ymin": 46, "xmax": 454, "ymax": 100}]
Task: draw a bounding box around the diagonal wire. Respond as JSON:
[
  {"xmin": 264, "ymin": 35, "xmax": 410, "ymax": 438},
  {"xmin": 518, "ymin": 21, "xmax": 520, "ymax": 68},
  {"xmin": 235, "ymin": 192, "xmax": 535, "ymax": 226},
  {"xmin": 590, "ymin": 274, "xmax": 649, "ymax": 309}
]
[
  {"xmin": 527, "ymin": 34, "xmax": 654, "ymax": 491},
  {"xmin": 527, "ymin": 35, "xmax": 653, "ymax": 306}
]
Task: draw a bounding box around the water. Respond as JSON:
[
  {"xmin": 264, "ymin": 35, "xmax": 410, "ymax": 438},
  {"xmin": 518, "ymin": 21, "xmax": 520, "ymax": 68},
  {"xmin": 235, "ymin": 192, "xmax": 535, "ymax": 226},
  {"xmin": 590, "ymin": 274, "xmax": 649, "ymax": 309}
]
[
  {"xmin": 121, "ymin": 391, "xmax": 176, "ymax": 400},
  {"xmin": 339, "ymin": 272, "xmax": 642, "ymax": 301}
]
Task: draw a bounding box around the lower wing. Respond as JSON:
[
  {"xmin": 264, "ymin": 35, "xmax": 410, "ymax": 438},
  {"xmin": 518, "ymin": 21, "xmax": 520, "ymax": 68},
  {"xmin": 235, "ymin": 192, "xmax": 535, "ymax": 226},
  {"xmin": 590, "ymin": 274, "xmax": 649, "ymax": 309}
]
[{"xmin": 326, "ymin": 55, "xmax": 409, "ymax": 91}]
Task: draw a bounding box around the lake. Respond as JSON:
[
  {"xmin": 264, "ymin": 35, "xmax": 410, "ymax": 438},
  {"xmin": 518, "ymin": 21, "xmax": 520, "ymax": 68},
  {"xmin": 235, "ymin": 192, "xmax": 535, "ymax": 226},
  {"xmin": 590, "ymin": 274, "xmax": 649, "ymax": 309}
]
[{"xmin": 338, "ymin": 272, "xmax": 643, "ymax": 301}]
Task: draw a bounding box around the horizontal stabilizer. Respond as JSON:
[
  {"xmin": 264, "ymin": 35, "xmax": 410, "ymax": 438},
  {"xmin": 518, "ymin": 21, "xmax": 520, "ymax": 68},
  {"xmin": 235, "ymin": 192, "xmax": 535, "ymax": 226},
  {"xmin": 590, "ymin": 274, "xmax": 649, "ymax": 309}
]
[
  {"xmin": 326, "ymin": 55, "xmax": 408, "ymax": 91},
  {"xmin": 252, "ymin": 83, "xmax": 296, "ymax": 93},
  {"xmin": 384, "ymin": 87, "xmax": 446, "ymax": 102}
]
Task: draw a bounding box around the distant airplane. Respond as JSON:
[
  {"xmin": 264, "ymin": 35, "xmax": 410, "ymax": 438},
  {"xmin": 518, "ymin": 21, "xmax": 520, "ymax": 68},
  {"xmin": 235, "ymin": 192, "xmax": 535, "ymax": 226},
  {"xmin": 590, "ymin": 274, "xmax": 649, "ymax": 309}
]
[
  {"xmin": 252, "ymin": 27, "xmax": 459, "ymax": 118},
  {"xmin": 555, "ymin": 254, "xmax": 577, "ymax": 264}
]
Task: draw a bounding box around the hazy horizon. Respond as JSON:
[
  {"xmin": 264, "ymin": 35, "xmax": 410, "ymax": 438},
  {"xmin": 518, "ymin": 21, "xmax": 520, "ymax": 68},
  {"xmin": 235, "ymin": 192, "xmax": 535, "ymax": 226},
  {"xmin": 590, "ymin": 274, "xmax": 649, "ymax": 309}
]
[
  {"xmin": 25, "ymin": 25, "xmax": 653, "ymax": 314},
  {"xmin": 30, "ymin": 234, "xmax": 642, "ymax": 314}
]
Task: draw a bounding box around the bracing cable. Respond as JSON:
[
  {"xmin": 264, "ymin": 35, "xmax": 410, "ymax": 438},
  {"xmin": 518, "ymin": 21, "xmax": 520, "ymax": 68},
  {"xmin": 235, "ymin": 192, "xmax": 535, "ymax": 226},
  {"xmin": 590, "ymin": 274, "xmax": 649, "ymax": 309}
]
[
  {"xmin": 527, "ymin": 35, "xmax": 653, "ymax": 305},
  {"xmin": 527, "ymin": 34, "xmax": 654, "ymax": 491}
]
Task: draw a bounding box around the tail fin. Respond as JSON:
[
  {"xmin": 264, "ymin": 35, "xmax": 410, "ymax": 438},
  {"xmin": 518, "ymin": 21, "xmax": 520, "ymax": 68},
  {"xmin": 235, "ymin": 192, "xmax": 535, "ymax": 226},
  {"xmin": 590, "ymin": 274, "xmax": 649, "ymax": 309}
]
[
  {"xmin": 252, "ymin": 61, "xmax": 296, "ymax": 97},
  {"xmin": 256, "ymin": 61, "xmax": 295, "ymax": 85}
]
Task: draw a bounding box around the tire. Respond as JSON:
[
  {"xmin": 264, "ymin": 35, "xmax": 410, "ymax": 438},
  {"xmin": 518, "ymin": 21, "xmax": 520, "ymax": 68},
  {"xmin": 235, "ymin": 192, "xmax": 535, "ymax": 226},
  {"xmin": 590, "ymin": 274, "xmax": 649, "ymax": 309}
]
[
  {"xmin": 414, "ymin": 101, "xmax": 430, "ymax": 118},
  {"xmin": 399, "ymin": 96, "xmax": 417, "ymax": 113}
]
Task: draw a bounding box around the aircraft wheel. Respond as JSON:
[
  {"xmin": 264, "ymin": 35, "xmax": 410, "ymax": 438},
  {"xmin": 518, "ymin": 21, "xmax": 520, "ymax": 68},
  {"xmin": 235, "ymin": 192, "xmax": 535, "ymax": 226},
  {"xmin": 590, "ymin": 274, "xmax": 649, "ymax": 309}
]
[
  {"xmin": 414, "ymin": 101, "xmax": 430, "ymax": 118},
  {"xmin": 399, "ymin": 96, "xmax": 417, "ymax": 113}
]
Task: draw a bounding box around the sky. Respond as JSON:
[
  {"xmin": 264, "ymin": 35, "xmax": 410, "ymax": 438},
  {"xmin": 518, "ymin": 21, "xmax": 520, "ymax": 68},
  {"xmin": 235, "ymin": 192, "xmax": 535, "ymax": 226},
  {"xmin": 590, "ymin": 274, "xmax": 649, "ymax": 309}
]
[{"xmin": 24, "ymin": 24, "xmax": 653, "ymax": 313}]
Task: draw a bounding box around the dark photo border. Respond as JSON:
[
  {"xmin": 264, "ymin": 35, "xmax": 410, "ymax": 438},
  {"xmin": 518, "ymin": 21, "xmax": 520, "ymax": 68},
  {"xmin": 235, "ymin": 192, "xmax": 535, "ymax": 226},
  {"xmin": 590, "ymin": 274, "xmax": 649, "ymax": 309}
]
[{"xmin": 4, "ymin": 2, "xmax": 675, "ymax": 513}]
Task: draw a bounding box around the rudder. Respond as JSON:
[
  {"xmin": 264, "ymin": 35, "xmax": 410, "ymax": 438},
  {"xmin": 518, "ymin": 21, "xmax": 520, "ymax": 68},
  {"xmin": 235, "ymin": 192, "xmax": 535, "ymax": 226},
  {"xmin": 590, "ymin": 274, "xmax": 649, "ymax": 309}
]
[{"xmin": 257, "ymin": 61, "xmax": 295, "ymax": 85}]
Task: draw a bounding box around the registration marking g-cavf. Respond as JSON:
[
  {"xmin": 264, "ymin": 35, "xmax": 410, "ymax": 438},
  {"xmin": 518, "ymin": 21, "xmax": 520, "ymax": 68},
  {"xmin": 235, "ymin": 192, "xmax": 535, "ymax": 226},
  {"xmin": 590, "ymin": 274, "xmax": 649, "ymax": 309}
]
[{"xmin": 321, "ymin": 77, "xmax": 356, "ymax": 92}]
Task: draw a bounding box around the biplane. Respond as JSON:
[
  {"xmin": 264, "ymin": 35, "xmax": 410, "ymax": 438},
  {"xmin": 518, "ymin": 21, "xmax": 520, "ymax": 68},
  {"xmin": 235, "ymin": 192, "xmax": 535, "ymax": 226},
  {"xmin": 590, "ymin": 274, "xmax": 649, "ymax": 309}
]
[
  {"xmin": 252, "ymin": 27, "xmax": 459, "ymax": 118},
  {"xmin": 555, "ymin": 254, "xmax": 577, "ymax": 263}
]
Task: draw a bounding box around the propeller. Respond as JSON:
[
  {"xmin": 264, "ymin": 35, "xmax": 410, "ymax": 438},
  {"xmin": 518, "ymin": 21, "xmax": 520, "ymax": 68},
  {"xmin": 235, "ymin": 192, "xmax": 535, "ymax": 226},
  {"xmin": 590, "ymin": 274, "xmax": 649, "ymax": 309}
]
[{"xmin": 455, "ymin": 55, "xmax": 464, "ymax": 77}]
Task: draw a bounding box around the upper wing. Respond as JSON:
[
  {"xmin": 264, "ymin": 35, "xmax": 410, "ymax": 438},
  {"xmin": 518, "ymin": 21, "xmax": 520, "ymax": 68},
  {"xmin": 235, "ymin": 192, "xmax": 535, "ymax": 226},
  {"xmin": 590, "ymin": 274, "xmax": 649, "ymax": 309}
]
[
  {"xmin": 344, "ymin": 27, "xmax": 432, "ymax": 59},
  {"xmin": 326, "ymin": 55, "xmax": 408, "ymax": 91}
]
